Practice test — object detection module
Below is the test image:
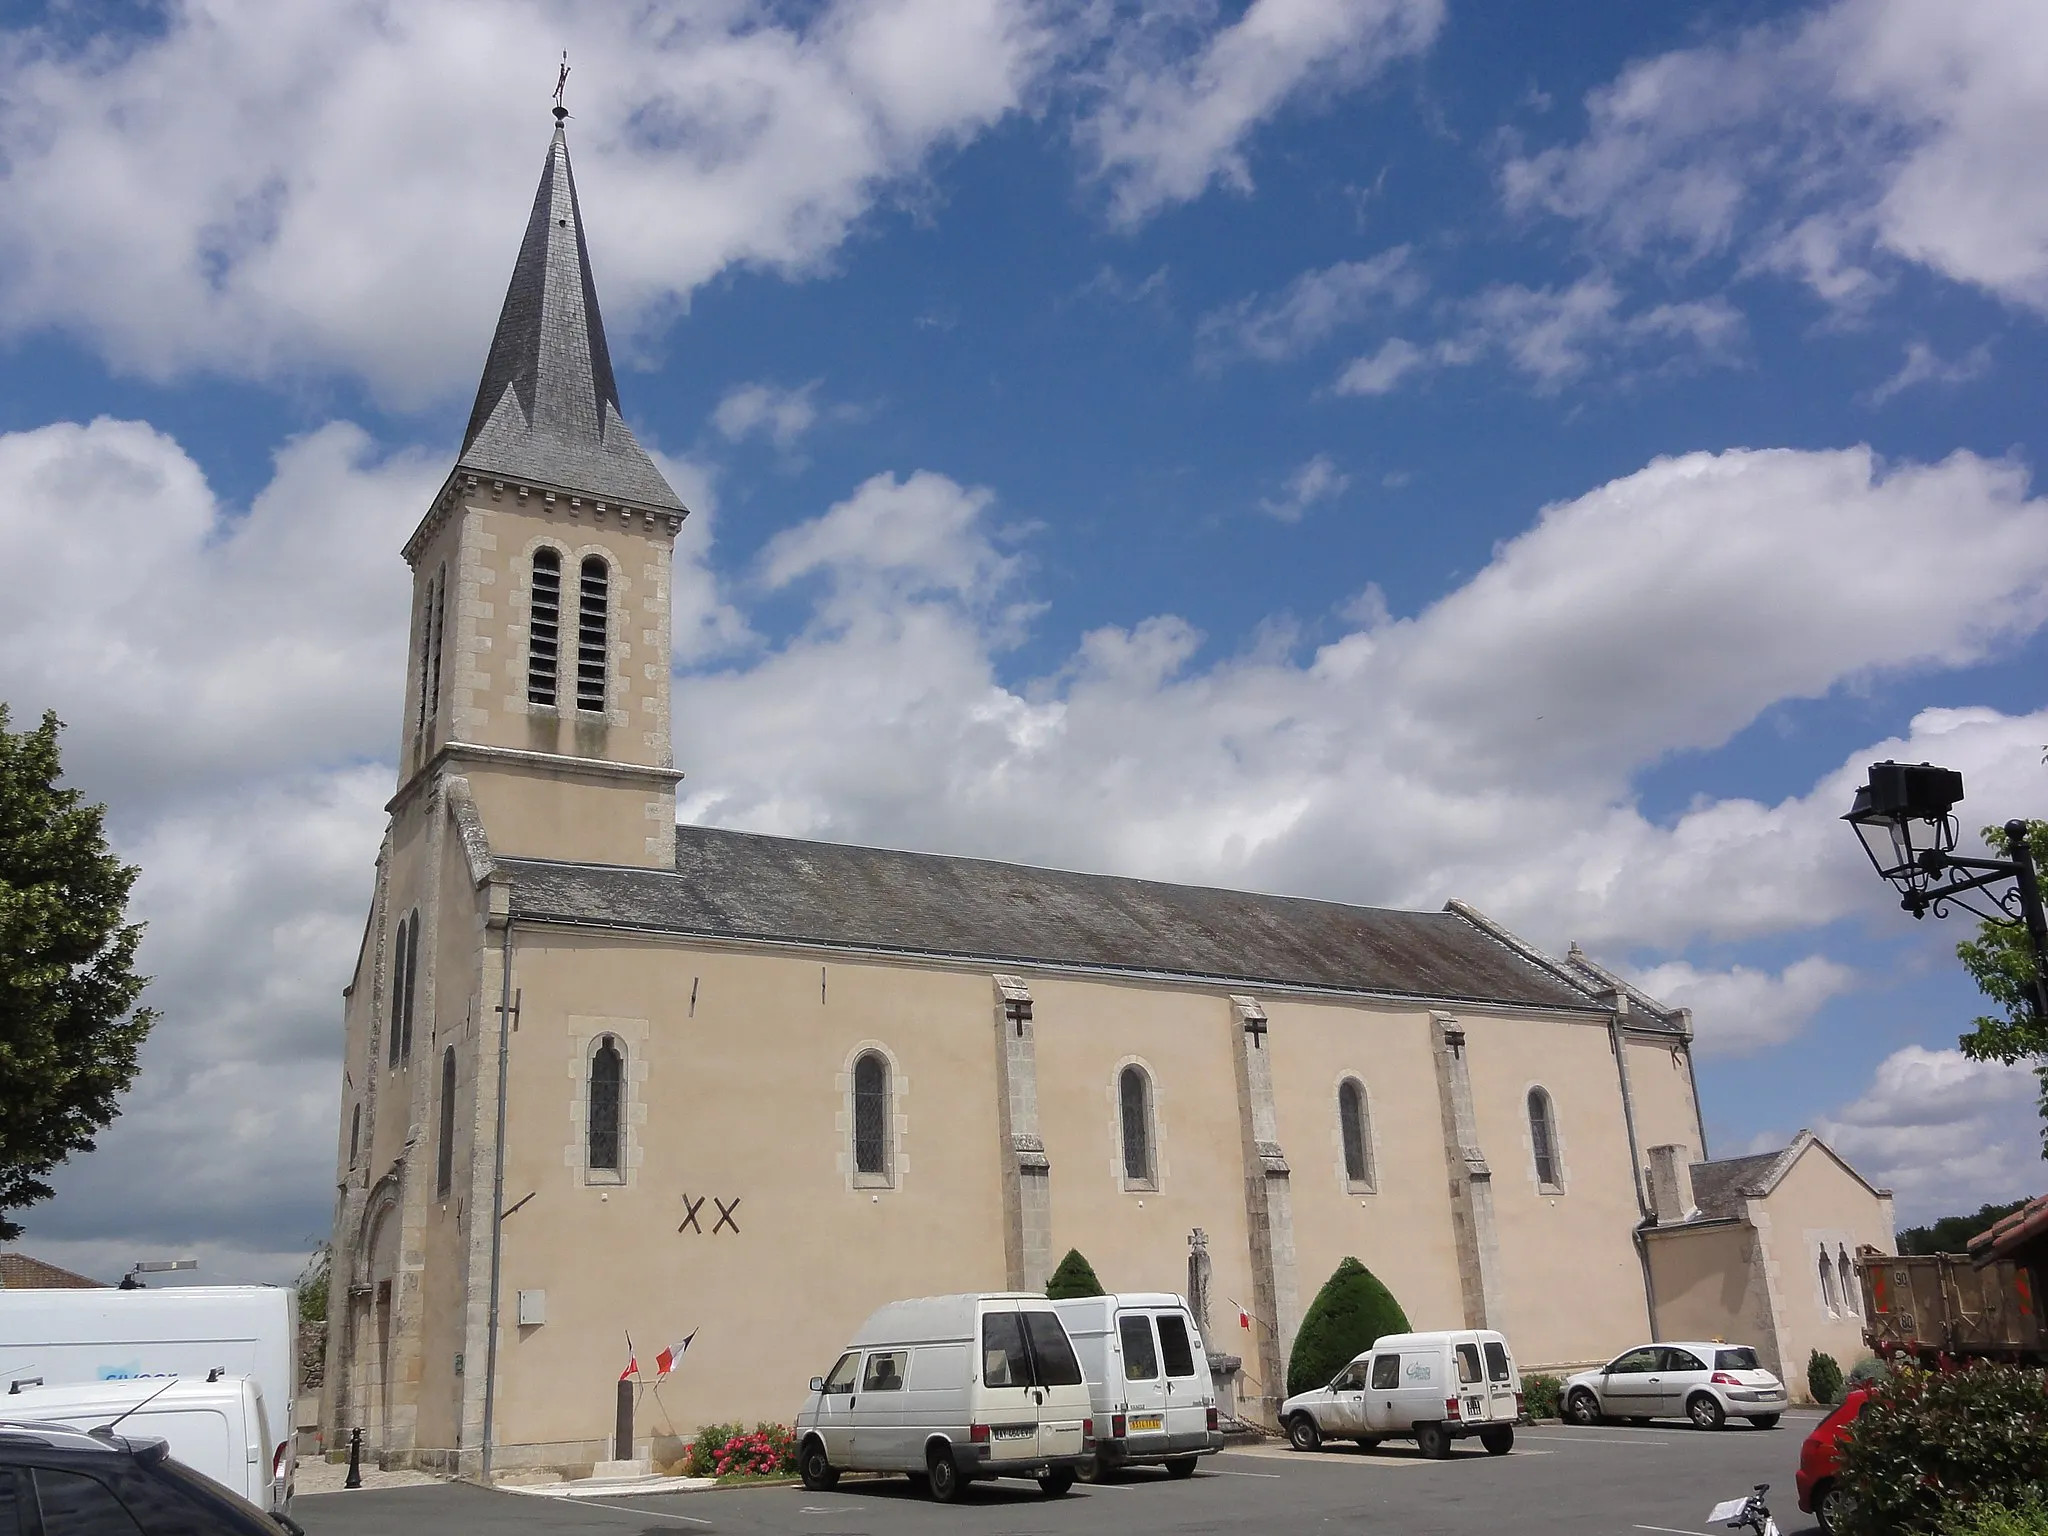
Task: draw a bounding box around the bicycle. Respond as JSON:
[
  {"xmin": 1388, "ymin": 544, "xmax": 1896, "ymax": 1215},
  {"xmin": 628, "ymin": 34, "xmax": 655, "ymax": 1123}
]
[{"xmin": 1709, "ymin": 1483, "xmax": 1781, "ymax": 1536}]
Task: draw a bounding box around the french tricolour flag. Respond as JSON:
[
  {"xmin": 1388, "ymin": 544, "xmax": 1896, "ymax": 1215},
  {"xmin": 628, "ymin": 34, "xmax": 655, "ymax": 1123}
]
[{"xmin": 656, "ymin": 1331, "xmax": 698, "ymax": 1380}]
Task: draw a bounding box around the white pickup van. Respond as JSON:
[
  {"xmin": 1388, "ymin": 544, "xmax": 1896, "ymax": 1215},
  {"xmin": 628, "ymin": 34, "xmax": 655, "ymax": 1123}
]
[
  {"xmin": 0, "ymin": 1285, "xmax": 298, "ymax": 1508},
  {"xmin": 1280, "ymin": 1329, "xmax": 1522, "ymax": 1459},
  {"xmin": 1050, "ymin": 1292, "xmax": 1223, "ymax": 1479},
  {"xmin": 0, "ymin": 1374, "xmax": 280, "ymax": 1512},
  {"xmin": 795, "ymin": 1293, "xmax": 1095, "ymax": 1502}
]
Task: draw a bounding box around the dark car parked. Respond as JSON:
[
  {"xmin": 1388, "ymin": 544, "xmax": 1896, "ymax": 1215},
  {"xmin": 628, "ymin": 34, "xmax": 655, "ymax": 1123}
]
[{"xmin": 0, "ymin": 1420, "xmax": 301, "ymax": 1536}]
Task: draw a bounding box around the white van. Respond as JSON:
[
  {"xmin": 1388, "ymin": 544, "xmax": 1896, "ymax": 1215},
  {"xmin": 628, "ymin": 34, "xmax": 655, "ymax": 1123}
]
[
  {"xmin": 795, "ymin": 1292, "xmax": 1095, "ymax": 1502},
  {"xmin": 1, "ymin": 1374, "xmax": 281, "ymax": 1511},
  {"xmin": 0, "ymin": 1285, "xmax": 298, "ymax": 1507},
  {"xmin": 1050, "ymin": 1292, "xmax": 1223, "ymax": 1479},
  {"xmin": 1280, "ymin": 1328, "xmax": 1522, "ymax": 1459}
]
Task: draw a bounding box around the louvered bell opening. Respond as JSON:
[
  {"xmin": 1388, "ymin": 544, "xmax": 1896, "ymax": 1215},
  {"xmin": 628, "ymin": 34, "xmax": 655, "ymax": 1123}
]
[
  {"xmin": 577, "ymin": 557, "xmax": 608, "ymax": 712},
  {"xmin": 528, "ymin": 551, "xmax": 561, "ymax": 706}
]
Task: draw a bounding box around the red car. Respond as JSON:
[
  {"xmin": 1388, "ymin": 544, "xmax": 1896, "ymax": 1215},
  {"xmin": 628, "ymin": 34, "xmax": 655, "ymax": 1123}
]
[{"xmin": 1796, "ymin": 1385, "xmax": 1870, "ymax": 1534}]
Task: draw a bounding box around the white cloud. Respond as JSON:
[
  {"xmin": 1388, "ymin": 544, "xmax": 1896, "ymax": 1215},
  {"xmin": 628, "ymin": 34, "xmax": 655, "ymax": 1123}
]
[
  {"xmin": 0, "ymin": 0, "xmax": 1053, "ymax": 402},
  {"xmin": 1501, "ymin": 0, "xmax": 2048, "ymax": 315},
  {"xmin": 1867, "ymin": 340, "xmax": 1995, "ymax": 406},
  {"xmin": 1081, "ymin": 0, "xmax": 1444, "ymax": 223},
  {"xmin": 1630, "ymin": 956, "xmax": 1859, "ymax": 1058},
  {"xmin": 13, "ymin": 416, "xmax": 2048, "ymax": 1262},
  {"xmin": 1260, "ymin": 453, "xmax": 1350, "ymax": 522},
  {"xmin": 1335, "ymin": 336, "xmax": 1428, "ymax": 394},
  {"xmin": 713, "ymin": 381, "xmax": 823, "ymax": 448},
  {"xmin": 1196, "ymin": 249, "xmax": 1422, "ymax": 363},
  {"xmin": 1816, "ymin": 1046, "xmax": 2044, "ymax": 1221}
]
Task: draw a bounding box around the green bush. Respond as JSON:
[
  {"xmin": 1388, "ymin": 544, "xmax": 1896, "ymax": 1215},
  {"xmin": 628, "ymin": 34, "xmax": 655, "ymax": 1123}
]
[
  {"xmin": 1836, "ymin": 1363, "xmax": 2048, "ymax": 1534},
  {"xmin": 1521, "ymin": 1373, "xmax": 1563, "ymax": 1421},
  {"xmin": 1285, "ymin": 1257, "xmax": 1411, "ymax": 1397},
  {"xmin": 1846, "ymin": 1356, "xmax": 1889, "ymax": 1390},
  {"xmin": 1936, "ymin": 1502, "xmax": 2048, "ymax": 1536},
  {"xmin": 1046, "ymin": 1248, "xmax": 1105, "ymax": 1300},
  {"xmin": 1808, "ymin": 1349, "xmax": 1844, "ymax": 1405}
]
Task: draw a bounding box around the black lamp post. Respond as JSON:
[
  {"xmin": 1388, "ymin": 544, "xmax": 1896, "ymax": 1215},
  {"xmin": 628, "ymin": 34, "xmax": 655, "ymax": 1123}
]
[{"xmin": 1843, "ymin": 760, "xmax": 2048, "ymax": 1020}]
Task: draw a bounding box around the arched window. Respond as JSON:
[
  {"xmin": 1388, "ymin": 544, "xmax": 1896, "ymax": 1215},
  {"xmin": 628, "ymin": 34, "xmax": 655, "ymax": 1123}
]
[
  {"xmin": 528, "ymin": 549, "xmax": 561, "ymax": 706},
  {"xmin": 1528, "ymin": 1087, "xmax": 1561, "ymax": 1188},
  {"xmin": 349, "ymin": 1103, "xmax": 361, "ymax": 1167},
  {"xmin": 852, "ymin": 1051, "xmax": 891, "ymax": 1182},
  {"xmin": 1837, "ymin": 1247, "xmax": 1858, "ymax": 1316},
  {"xmin": 588, "ymin": 1036, "xmax": 623, "ymax": 1173},
  {"xmin": 1819, "ymin": 1245, "xmax": 1840, "ymax": 1313},
  {"xmin": 1339, "ymin": 1078, "xmax": 1374, "ymax": 1191},
  {"xmin": 436, "ymin": 1048, "xmax": 457, "ymax": 1198},
  {"xmin": 1120, "ymin": 1065, "xmax": 1155, "ymax": 1188},
  {"xmin": 387, "ymin": 910, "xmax": 416, "ymax": 1068},
  {"xmin": 415, "ymin": 565, "xmax": 446, "ymax": 746},
  {"xmin": 576, "ymin": 555, "xmax": 609, "ymax": 712},
  {"xmin": 399, "ymin": 910, "xmax": 420, "ymax": 1062}
]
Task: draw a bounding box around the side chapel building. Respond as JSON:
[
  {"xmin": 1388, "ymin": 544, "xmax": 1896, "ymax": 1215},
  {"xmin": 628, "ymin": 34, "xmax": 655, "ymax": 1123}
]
[{"xmin": 325, "ymin": 113, "xmax": 1895, "ymax": 1477}]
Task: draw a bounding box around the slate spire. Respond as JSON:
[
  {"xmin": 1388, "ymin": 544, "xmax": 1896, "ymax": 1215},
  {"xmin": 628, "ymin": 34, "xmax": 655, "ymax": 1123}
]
[{"xmin": 458, "ymin": 114, "xmax": 684, "ymax": 512}]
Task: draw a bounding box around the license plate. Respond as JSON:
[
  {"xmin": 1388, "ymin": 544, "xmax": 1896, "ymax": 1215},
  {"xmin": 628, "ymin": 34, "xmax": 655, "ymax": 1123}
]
[
  {"xmin": 992, "ymin": 1425, "xmax": 1034, "ymax": 1439},
  {"xmin": 1464, "ymin": 1397, "xmax": 1483, "ymax": 1416},
  {"xmin": 1129, "ymin": 1414, "xmax": 1162, "ymax": 1432}
]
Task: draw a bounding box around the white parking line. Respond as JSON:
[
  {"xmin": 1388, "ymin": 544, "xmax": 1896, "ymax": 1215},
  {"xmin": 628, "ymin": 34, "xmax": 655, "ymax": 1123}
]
[
  {"xmin": 566, "ymin": 1500, "xmax": 714, "ymax": 1524},
  {"xmin": 1207, "ymin": 1468, "xmax": 1284, "ymax": 1478},
  {"xmin": 1634, "ymin": 1525, "xmax": 1715, "ymax": 1536},
  {"xmin": 1519, "ymin": 1435, "xmax": 1672, "ymax": 1446}
]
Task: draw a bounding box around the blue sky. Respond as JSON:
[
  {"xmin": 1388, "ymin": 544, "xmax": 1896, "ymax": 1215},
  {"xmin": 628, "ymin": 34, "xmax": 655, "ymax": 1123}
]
[{"xmin": 2, "ymin": 0, "xmax": 2046, "ymax": 1281}]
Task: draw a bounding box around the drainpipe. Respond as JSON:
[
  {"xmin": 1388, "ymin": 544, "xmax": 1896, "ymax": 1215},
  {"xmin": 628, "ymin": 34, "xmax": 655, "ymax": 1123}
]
[
  {"xmin": 481, "ymin": 915, "xmax": 514, "ymax": 1482},
  {"xmin": 1607, "ymin": 1004, "xmax": 1660, "ymax": 1340}
]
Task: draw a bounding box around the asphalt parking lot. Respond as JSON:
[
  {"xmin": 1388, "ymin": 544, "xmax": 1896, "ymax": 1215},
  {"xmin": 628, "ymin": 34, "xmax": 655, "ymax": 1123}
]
[{"xmin": 297, "ymin": 1411, "xmax": 1827, "ymax": 1536}]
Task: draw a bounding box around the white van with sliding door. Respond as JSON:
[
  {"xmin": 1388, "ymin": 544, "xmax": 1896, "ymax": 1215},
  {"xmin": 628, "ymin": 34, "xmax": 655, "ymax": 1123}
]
[
  {"xmin": 1280, "ymin": 1329, "xmax": 1521, "ymax": 1459},
  {"xmin": 795, "ymin": 1293, "xmax": 1095, "ymax": 1502},
  {"xmin": 1050, "ymin": 1292, "xmax": 1223, "ymax": 1479}
]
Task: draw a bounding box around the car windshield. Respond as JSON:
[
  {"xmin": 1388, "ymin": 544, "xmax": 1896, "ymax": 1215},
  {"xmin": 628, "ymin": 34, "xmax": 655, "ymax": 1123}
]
[{"xmin": 1714, "ymin": 1348, "xmax": 1761, "ymax": 1372}]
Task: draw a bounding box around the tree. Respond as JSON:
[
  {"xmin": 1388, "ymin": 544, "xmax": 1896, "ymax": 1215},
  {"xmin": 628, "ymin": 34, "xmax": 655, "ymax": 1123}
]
[
  {"xmin": 1954, "ymin": 820, "xmax": 2048, "ymax": 1159},
  {"xmin": 296, "ymin": 1240, "xmax": 332, "ymax": 1324},
  {"xmin": 0, "ymin": 706, "xmax": 156, "ymax": 1238},
  {"xmin": 1045, "ymin": 1248, "xmax": 1105, "ymax": 1300},
  {"xmin": 1898, "ymin": 1198, "xmax": 2034, "ymax": 1256},
  {"xmin": 1286, "ymin": 1257, "xmax": 1411, "ymax": 1397}
]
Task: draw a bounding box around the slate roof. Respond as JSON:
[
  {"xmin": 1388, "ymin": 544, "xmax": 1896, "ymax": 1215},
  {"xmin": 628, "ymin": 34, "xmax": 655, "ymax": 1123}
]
[
  {"xmin": 499, "ymin": 826, "xmax": 1618, "ymax": 1011},
  {"xmin": 1689, "ymin": 1152, "xmax": 1784, "ymax": 1220},
  {"xmin": 457, "ymin": 118, "xmax": 684, "ymax": 513}
]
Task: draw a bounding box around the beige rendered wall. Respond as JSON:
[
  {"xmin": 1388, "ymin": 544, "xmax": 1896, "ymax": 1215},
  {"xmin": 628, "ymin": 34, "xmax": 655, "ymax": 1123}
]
[
  {"xmin": 1645, "ymin": 1222, "xmax": 1775, "ymax": 1353},
  {"xmin": 1624, "ymin": 1036, "xmax": 1704, "ymax": 1164},
  {"xmin": 1466, "ymin": 1013, "xmax": 1651, "ymax": 1368},
  {"xmin": 1266, "ymin": 999, "xmax": 1464, "ymax": 1338},
  {"xmin": 1029, "ymin": 981, "xmax": 1260, "ymax": 1369},
  {"xmin": 488, "ymin": 936, "xmax": 1012, "ymax": 1460},
  {"xmin": 1752, "ymin": 1147, "xmax": 1896, "ymax": 1400}
]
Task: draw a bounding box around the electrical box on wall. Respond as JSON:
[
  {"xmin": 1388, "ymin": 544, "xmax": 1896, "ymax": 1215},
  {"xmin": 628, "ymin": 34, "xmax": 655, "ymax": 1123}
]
[{"xmin": 517, "ymin": 1289, "xmax": 546, "ymax": 1325}]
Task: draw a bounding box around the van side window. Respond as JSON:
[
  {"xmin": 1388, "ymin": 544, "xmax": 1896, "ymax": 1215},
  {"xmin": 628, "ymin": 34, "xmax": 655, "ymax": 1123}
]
[
  {"xmin": 1023, "ymin": 1311, "xmax": 1084, "ymax": 1387},
  {"xmin": 1371, "ymin": 1354, "xmax": 1401, "ymax": 1391},
  {"xmin": 1330, "ymin": 1363, "xmax": 1367, "ymax": 1391},
  {"xmin": 983, "ymin": 1312, "xmax": 1032, "ymax": 1388},
  {"xmin": 861, "ymin": 1351, "xmax": 907, "ymax": 1392},
  {"xmin": 1155, "ymin": 1313, "xmax": 1196, "ymax": 1378},
  {"xmin": 1119, "ymin": 1316, "xmax": 1159, "ymax": 1381},
  {"xmin": 822, "ymin": 1352, "xmax": 860, "ymax": 1394},
  {"xmin": 1483, "ymin": 1341, "xmax": 1512, "ymax": 1383},
  {"xmin": 1455, "ymin": 1343, "xmax": 1482, "ymax": 1385}
]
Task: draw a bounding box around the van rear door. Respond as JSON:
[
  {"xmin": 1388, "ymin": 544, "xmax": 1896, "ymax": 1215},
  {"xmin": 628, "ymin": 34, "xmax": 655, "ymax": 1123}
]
[
  {"xmin": 1018, "ymin": 1309, "xmax": 1088, "ymax": 1462},
  {"xmin": 1481, "ymin": 1339, "xmax": 1517, "ymax": 1423},
  {"xmin": 1452, "ymin": 1339, "xmax": 1492, "ymax": 1423},
  {"xmin": 1154, "ymin": 1311, "xmax": 1208, "ymax": 1446},
  {"xmin": 977, "ymin": 1304, "xmax": 1041, "ymax": 1464}
]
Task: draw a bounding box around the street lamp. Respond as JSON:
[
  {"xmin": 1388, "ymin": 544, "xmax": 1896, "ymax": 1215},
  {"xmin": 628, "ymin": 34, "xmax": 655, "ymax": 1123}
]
[{"xmin": 1843, "ymin": 760, "xmax": 2048, "ymax": 1019}]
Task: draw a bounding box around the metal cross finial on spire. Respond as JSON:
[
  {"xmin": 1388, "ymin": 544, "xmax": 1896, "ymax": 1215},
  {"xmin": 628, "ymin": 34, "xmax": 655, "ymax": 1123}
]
[{"xmin": 553, "ymin": 52, "xmax": 570, "ymax": 121}]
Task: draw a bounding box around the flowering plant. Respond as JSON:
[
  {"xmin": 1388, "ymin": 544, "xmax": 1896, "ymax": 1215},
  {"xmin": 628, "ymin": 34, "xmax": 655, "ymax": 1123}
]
[{"xmin": 683, "ymin": 1421, "xmax": 796, "ymax": 1479}]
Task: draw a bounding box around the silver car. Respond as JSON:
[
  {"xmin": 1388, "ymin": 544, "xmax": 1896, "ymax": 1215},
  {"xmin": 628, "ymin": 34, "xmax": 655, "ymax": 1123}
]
[{"xmin": 1562, "ymin": 1343, "xmax": 1786, "ymax": 1430}]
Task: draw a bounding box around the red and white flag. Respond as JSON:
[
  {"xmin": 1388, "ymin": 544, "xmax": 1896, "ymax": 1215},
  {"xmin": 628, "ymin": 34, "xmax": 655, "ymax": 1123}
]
[
  {"xmin": 1239, "ymin": 1308, "xmax": 1251, "ymax": 1330},
  {"xmin": 655, "ymin": 1331, "xmax": 698, "ymax": 1381},
  {"xmin": 619, "ymin": 1354, "xmax": 640, "ymax": 1382}
]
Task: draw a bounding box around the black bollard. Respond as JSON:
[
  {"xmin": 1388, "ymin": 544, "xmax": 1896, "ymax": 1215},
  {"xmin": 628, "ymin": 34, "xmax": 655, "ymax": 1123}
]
[{"xmin": 344, "ymin": 1427, "xmax": 363, "ymax": 1489}]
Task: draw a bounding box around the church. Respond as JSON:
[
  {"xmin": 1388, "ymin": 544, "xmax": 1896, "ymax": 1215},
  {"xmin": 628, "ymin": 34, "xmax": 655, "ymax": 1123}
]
[{"xmin": 323, "ymin": 111, "xmax": 1895, "ymax": 1479}]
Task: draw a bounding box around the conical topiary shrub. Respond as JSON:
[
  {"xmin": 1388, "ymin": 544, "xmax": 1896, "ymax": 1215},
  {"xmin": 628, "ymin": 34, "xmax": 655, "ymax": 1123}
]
[
  {"xmin": 1286, "ymin": 1257, "xmax": 1411, "ymax": 1397},
  {"xmin": 1045, "ymin": 1248, "xmax": 1106, "ymax": 1299}
]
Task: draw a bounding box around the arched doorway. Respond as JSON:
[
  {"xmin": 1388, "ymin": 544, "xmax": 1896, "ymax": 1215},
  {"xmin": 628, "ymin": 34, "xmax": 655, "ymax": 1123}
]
[{"xmin": 358, "ymin": 1196, "xmax": 400, "ymax": 1452}]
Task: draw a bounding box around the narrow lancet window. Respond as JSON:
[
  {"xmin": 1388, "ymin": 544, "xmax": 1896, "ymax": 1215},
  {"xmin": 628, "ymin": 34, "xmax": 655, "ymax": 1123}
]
[
  {"xmin": 436, "ymin": 1048, "xmax": 457, "ymax": 1197},
  {"xmin": 415, "ymin": 568, "xmax": 444, "ymax": 742},
  {"xmin": 853, "ymin": 1051, "xmax": 890, "ymax": 1180},
  {"xmin": 528, "ymin": 549, "xmax": 561, "ymax": 706},
  {"xmin": 1528, "ymin": 1087, "xmax": 1561, "ymax": 1187},
  {"xmin": 589, "ymin": 1036, "xmax": 623, "ymax": 1172},
  {"xmin": 1340, "ymin": 1078, "xmax": 1374, "ymax": 1190},
  {"xmin": 399, "ymin": 910, "xmax": 420, "ymax": 1062},
  {"xmin": 577, "ymin": 556, "xmax": 608, "ymax": 712},
  {"xmin": 1120, "ymin": 1065, "xmax": 1155, "ymax": 1186},
  {"xmin": 387, "ymin": 913, "xmax": 411, "ymax": 1068}
]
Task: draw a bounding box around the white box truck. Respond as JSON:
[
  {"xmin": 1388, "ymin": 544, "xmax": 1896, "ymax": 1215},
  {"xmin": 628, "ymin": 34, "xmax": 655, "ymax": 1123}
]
[{"xmin": 0, "ymin": 1285, "xmax": 298, "ymax": 1506}]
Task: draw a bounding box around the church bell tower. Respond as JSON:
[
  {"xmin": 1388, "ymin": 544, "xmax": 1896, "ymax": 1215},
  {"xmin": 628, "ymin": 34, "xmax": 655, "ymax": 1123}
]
[{"xmin": 396, "ymin": 107, "xmax": 688, "ymax": 867}]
